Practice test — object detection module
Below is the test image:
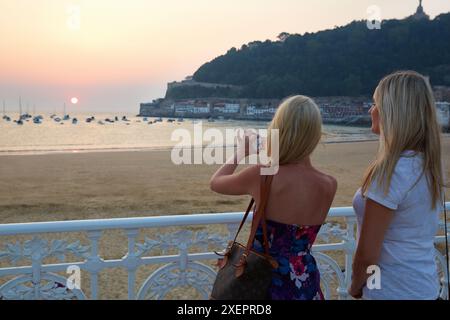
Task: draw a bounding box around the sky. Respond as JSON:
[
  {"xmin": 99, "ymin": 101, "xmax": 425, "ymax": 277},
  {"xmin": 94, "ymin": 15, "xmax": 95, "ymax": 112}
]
[{"xmin": 1, "ymin": 0, "xmax": 450, "ymax": 113}]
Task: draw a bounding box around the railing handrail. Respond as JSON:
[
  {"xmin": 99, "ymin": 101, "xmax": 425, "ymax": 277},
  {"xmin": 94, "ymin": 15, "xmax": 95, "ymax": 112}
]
[
  {"xmin": 1, "ymin": 203, "xmax": 448, "ymax": 300},
  {"xmin": 0, "ymin": 206, "xmax": 357, "ymax": 236},
  {"xmin": 0, "ymin": 203, "xmax": 449, "ymax": 236}
]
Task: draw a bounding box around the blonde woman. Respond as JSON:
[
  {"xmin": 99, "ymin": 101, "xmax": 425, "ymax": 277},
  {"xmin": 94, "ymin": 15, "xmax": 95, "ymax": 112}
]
[
  {"xmin": 210, "ymin": 95, "xmax": 337, "ymax": 300},
  {"xmin": 350, "ymin": 71, "xmax": 444, "ymax": 300}
]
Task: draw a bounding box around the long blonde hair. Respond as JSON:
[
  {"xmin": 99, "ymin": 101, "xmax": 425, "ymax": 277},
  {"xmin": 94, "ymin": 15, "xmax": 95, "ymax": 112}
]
[
  {"xmin": 267, "ymin": 95, "xmax": 322, "ymax": 165},
  {"xmin": 361, "ymin": 70, "xmax": 444, "ymax": 209}
]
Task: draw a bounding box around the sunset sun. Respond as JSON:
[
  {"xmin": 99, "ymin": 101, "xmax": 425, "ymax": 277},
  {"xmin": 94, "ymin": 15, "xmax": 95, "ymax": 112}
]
[{"xmin": 70, "ymin": 97, "xmax": 78, "ymax": 104}]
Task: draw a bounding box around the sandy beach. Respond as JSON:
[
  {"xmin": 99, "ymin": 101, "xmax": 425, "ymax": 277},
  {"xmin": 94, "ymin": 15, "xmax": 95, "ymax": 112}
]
[
  {"xmin": 0, "ymin": 138, "xmax": 449, "ymax": 299},
  {"xmin": 0, "ymin": 138, "xmax": 449, "ymax": 224}
]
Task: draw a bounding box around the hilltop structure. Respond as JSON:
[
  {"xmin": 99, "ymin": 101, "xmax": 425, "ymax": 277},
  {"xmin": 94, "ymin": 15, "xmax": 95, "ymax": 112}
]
[{"xmin": 411, "ymin": 0, "xmax": 430, "ymax": 20}]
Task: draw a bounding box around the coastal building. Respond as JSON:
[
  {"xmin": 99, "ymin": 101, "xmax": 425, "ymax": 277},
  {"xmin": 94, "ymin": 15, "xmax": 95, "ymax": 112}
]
[
  {"xmin": 173, "ymin": 101, "xmax": 210, "ymax": 114},
  {"xmin": 319, "ymin": 104, "xmax": 370, "ymax": 117},
  {"xmin": 139, "ymin": 98, "xmax": 373, "ymax": 124},
  {"xmin": 213, "ymin": 103, "xmax": 240, "ymax": 114},
  {"xmin": 318, "ymin": 102, "xmax": 372, "ymax": 125},
  {"xmin": 139, "ymin": 78, "xmax": 449, "ymax": 127},
  {"xmin": 436, "ymin": 101, "xmax": 450, "ymax": 130},
  {"xmin": 245, "ymin": 105, "xmax": 277, "ymax": 116}
]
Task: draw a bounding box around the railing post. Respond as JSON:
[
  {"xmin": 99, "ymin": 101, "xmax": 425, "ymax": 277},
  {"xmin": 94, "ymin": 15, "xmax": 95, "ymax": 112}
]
[
  {"xmin": 86, "ymin": 230, "xmax": 102, "ymax": 299},
  {"xmin": 342, "ymin": 216, "xmax": 357, "ymax": 299},
  {"xmin": 179, "ymin": 242, "xmax": 189, "ymax": 286},
  {"xmin": 124, "ymin": 229, "xmax": 139, "ymax": 300},
  {"xmin": 30, "ymin": 241, "xmax": 44, "ymax": 300}
]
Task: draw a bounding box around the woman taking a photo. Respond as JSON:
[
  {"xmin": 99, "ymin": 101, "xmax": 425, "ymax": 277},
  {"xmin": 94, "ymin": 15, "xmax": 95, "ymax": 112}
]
[
  {"xmin": 350, "ymin": 70, "xmax": 444, "ymax": 300},
  {"xmin": 210, "ymin": 95, "xmax": 337, "ymax": 300}
]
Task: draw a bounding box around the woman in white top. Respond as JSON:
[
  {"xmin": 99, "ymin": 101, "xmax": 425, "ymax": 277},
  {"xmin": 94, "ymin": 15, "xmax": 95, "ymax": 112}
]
[{"xmin": 349, "ymin": 70, "xmax": 445, "ymax": 300}]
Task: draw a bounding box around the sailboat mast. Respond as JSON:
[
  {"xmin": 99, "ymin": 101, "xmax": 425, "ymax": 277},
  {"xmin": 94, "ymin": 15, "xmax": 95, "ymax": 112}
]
[
  {"xmin": 19, "ymin": 96, "xmax": 22, "ymax": 116},
  {"xmin": 64, "ymin": 102, "xmax": 66, "ymax": 116},
  {"xmin": 2, "ymin": 100, "xmax": 5, "ymax": 116}
]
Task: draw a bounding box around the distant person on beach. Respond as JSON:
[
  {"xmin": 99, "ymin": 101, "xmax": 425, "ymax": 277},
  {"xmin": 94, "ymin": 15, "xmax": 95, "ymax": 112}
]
[
  {"xmin": 350, "ymin": 70, "xmax": 445, "ymax": 300},
  {"xmin": 210, "ymin": 95, "xmax": 337, "ymax": 300}
]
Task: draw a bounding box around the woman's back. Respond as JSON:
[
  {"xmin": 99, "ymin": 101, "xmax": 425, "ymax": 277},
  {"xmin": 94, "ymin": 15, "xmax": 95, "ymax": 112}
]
[
  {"xmin": 254, "ymin": 164, "xmax": 337, "ymax": 226},
  {"xmin": 251, "ymin": 163, "xmax": 337, "ymax": 300}
]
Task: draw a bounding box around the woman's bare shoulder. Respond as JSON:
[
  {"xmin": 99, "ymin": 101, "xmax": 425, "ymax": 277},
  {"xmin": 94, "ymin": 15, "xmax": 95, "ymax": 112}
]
[{"xmin": 313, "ymin": 169, "xmax": 338, "ymax": 193}]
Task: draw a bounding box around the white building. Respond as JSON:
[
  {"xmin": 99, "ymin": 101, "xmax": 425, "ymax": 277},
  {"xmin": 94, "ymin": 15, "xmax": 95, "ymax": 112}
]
[
  {"xmin": 214, "ymin": 103, "xmax": 240, "ymax": 114},
  {"xmin": 246, "ymin": 105, "xmax": 276, "ymax": 116},
  {"xmin": 173, "ymin": 103, "xmax": 210, "ymax": 114},
  {"xmin": 436, "ymin": 101, "xmax": 450, "ymax": 129},
  {"xmin": 223, "ymin": 103, "xmax": 240, "ymax": 113},
  {"xmin": 193, "ymin": 105, "xmax": 210, "ymax": 113}
]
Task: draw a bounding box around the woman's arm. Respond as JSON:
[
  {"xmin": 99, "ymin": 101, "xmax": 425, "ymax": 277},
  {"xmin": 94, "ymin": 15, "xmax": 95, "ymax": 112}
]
[
  {"xmin": 210, "ymin": 160, "xmax": 261, "ymax": 196},
  {"xmin": 209, "ymin": 130, "xmax": 261, "ymax": 196},
  {"xmin": 349, "ymin": 199, "xmax": 394, "ymax": 298}
]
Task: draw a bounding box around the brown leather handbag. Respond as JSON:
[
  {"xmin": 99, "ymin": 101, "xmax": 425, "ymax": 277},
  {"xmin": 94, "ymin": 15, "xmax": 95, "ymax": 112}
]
[{"xmin": 210, "ymin": 175, "xmax": 279, "ymax": 300}]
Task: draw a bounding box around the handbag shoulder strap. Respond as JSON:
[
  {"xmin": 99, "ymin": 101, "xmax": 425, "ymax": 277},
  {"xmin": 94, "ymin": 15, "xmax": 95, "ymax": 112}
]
[
  {"xmin": 230, "ymin": 175, "xmax": 273, "ymax": 245},
  {"xmin": 256, "ymin": 175, "xmax": 272, "ymax": 255},
  {"xmin": 245, "ymin": 175, "xmax": 274, "ymax": 255},
  {"xmin": 231, "ymin": 198, "xmax": 255, "ymax": 244}
]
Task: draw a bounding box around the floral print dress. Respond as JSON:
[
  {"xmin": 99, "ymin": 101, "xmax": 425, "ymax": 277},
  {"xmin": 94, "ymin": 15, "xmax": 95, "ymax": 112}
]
[{"xmin": 252, "ymin": 219, "xmax": 324, "ymax": 300}]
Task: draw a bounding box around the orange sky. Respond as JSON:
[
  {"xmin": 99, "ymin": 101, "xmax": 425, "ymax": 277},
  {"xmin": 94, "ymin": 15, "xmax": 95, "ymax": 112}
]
[{"xmin": 1, "ymin": 0, "xmax": 450, "ymax": 112}]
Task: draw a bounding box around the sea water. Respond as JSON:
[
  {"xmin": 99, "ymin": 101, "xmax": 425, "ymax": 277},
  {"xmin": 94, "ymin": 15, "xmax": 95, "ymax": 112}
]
[{"xmin": 0, "ymin": 112, "xmax": 377, "ymax": 155}]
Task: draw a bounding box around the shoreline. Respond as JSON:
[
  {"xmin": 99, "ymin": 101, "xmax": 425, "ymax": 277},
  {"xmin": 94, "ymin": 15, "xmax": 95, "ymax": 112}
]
[{"xmin": 0, "ymin": 138, "xmax": 381, "ymax": 157}]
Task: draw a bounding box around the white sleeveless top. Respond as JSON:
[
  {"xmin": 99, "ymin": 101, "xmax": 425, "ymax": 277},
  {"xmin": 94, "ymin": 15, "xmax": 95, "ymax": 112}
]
[{"xmin": 352, "ymin": 150, "xmax": 441, "ymax": 300}]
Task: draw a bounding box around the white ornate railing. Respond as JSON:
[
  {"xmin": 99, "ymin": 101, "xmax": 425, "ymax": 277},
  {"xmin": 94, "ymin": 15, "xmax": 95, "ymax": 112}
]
[{"xmin": 0, "ymin": 204, "xmax": 449, "ymax": 300}]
